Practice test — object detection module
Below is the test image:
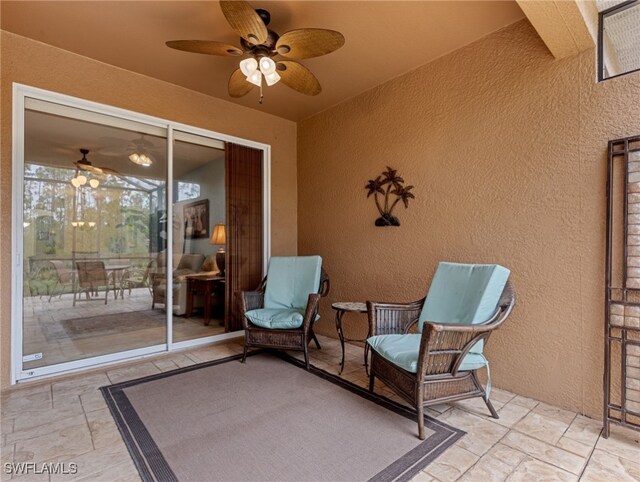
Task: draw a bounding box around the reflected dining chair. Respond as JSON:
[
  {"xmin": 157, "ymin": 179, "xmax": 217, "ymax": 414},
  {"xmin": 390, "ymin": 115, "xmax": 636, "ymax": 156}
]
[
  {"xmin": 120, "ymin": 260, "xmax": 154, "ymax": 297},
  {"xmin": 73, "ymin": 261, "xmax": 117, "ymax": 306},
  {"xmin": 41, "ymin": 260, "xmax": 75, "ymax": 302},
  {"xmin": 240, "ymin": 256, "xmax": 330, "ymax": 369},
  {"xmin": 367, "ymin": 262, "xmax": 515, "ymax": 439}
]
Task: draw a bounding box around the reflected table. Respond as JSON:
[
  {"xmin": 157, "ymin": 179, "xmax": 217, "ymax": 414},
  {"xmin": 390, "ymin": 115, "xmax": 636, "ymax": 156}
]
[
  {"xmin": 185, "ymin": 275, "xmax": 225, "ymax": 326},
  {"xmin": 105, "ymin": 265, "xmax": 130, "ymax": 300}
]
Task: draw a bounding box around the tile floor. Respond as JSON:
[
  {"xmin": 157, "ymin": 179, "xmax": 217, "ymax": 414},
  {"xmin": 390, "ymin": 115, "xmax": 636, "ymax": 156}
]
[{"xmin": 1, "ymin": 335, "xmax": 639, "ymax": 482}]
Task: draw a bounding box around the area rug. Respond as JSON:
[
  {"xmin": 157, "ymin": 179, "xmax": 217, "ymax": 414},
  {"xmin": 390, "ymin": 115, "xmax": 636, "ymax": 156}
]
[
  {"xmin": 41, "ymin": 310, "xmax": 165, "ymax": 342},
  {"xmin": 101, "ymin": 352, "xmax": 464, "ymax": 482},
  {"xmin": 42, "ymin": 310, "xmax": 211, "ymax": 342}
]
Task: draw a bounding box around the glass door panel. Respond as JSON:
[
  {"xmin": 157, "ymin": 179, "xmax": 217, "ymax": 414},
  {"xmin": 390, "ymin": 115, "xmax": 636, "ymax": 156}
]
[
  {"xmin": 22, "ymin": 100, "xmax": 168, "ymax": 370},
  {"xmin": 171, "ymin": 131, "xmax": 227, "ymax": 342}
]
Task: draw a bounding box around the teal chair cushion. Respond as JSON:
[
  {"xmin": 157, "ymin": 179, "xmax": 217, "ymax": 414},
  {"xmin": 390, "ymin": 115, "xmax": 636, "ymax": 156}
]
[
  {"xmin": 367, "ymin": 334, "xmax": 487, "ymax": 373},
  {"xmin": 245, "ymin": 308, "xmax": 305, "ymax": 330},
  {"xmin": 264, "ymin": 256, "xmax": 322, "ymax": 310},
  {"xmin": 418, "ymin": 262, "xmax": 510, "ymax": 354},
  {"xmin": 367, "ymin": 333, "xmax": 487, "ymax": 373}
]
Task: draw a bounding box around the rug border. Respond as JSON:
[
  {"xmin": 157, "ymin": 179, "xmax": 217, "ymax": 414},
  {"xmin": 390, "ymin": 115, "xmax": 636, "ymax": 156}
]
[{"xmin": 101, "ymin": 350, "xmax": 465, "ymax": 482}]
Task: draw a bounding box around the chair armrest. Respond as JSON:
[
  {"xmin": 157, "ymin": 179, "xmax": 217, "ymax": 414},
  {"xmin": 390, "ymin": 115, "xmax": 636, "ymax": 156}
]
[
  {"xmin": 240, "ymin": 290, "xmax": 265, "ymax": 329},
  {"xmin": 122, "ymin": 267, "xmax": 145, "ymax": 279},
  {"xmin": 302, "ymin": 293, "xmax": 322, "ymax": 332},
  {"xmin": 366, "ymin": 298, "xmax": 425, "ymax": 337},
  {"xmin": 150, "ymin": 272, "xmax": 165, "ymax": 285},
  {"xmin": 416, "ymin": 316, "xmax": 507, "ymax": 378}
]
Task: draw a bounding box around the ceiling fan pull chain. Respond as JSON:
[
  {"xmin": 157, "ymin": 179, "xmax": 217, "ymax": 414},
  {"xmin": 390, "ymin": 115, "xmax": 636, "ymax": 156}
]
[{"xmin": 259, "ymin": 82, "xmax": 264, "ymax": 104}]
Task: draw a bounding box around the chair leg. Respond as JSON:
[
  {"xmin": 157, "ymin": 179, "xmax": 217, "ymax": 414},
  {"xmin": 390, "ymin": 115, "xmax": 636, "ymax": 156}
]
[
  {"xmin": 241, "ymin": 342, "xmax": 248, "ymax": 363},
  {"xmin": 303, "ymin": 345, "xmax": 310, "ymax": 370},
  {"xmin": 484, "ymin": 397, "xmax": 499, "ymax": 419},
  {"xmin": 311, "ymin": 331, "xmax": 321, "ymax": 349},
  {"xmin": 417, "ymin": 404, "xmax": 426, "ymax": 440},
  {"xmin": 368, "ymin": 371, "xmax": 375, "ymax": 393}
]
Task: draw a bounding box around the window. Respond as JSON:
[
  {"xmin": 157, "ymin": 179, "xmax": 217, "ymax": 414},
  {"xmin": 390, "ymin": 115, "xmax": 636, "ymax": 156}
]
[
  {"xmin": 176, "ymin": 181, "xmax": 201, "ymax": 202},
  {"xmin": 598, "ymin": 0, "xmax": 640, "ymax": 81}
]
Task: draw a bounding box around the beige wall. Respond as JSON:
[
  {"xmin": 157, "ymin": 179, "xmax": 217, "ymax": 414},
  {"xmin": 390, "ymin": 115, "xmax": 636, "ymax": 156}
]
[
  {"xmin": 0, "ymin": 31, "xmax": 297, "ymax": 388},
  {"xmin": 297, "ymin": 20, "xmax": 640, "ymax": 418}
]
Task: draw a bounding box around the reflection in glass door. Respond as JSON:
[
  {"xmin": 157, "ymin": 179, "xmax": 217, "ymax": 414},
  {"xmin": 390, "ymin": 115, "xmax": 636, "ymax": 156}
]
[
  {"xmin": 171, "ymin": 131, "xmax": 228, "ymax": 343},
  {"xmin": 21, "ymin": 99, "xmax": 168, "ymax": 370}
]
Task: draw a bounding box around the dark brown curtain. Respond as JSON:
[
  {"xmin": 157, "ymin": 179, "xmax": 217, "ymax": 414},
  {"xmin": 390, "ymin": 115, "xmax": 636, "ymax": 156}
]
[{"xmin": 225, "ymin": 142, "xmax": 264, "ymax": 332}]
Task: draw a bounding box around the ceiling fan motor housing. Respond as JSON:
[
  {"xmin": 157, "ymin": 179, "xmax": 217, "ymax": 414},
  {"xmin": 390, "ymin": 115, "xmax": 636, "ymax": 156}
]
[
  {"xmin": 240, "ymin": 29, "xmax": 279, "ymax": 54},
  {"xmin": 78, "ymin": 148, "xmax": 92, "ymax": 166}
]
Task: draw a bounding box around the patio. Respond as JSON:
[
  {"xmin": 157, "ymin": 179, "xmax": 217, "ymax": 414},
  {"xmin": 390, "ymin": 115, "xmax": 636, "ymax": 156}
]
[
  {"xmin": 2, "ymin": 0, "xmax": 640, "ymax": 480},
  {"xmin": 1, "ymin": 336, "xmax": 638, "ymax": 481}
]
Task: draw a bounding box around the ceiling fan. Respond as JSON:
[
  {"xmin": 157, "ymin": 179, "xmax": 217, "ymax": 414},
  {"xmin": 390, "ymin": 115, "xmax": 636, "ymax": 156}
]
[
  {"xmin": 73, "ymin": 148, "xmax": 120, "ymax": 178},
  {"xmin": 166, "ymin": 0, "xmax": 345, "ymax": 103},
  {"xmin": 98, "ymin": 135, "xmax": 160, "ymax": 167}
]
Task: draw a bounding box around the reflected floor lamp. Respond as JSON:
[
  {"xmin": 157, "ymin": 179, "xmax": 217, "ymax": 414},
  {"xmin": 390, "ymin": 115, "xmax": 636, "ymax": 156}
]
[{"xmin": 210, "ymin": 224, "xmax": 226, "ymax": 277}]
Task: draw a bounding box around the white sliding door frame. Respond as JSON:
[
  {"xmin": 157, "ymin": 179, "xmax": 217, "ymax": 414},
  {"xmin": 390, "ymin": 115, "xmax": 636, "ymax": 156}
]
[{"xmin": 11, "ymin": 83, "xmax": 271, "ymax": 384}]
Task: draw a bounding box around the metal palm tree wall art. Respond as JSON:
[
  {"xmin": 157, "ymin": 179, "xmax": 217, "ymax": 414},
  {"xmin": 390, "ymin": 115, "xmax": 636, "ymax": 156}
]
[{"xmin": 365, "ymin": 167, "xmax": 415, "ymax": 226}]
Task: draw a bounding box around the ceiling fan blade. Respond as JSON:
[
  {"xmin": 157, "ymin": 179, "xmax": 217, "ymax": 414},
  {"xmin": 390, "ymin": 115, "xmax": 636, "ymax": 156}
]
[
  {"xmin": 74, "ymin": 161, "xmax": 103, "ymax": 176},
  {"xmin": 228, "ymin": 68, "xmax": 254, "ymax": 97},
  {"xmin": 277, "ymin": 61, "xmax": 322, "ymax": 96},
  {"xmin": 166, "ymin": 40, "xmax": 242, "ymax": 56},
  {"xmin": 219, "ymin": 0, "xmax": 268, "ymax": 46},
  {"xmin": 99, "ymin": 167, "xmax": 121, "ymax": 177},
  {"xmin": 276, "ymin": 29, "xmax": 345, "ymax": 59}
]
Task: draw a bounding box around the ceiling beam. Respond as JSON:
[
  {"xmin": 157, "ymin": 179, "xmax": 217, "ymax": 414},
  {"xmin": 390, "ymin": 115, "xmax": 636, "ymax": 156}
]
[{"xmin": 517, "ymin": 0, "xmax": 595, "ymax": 59}]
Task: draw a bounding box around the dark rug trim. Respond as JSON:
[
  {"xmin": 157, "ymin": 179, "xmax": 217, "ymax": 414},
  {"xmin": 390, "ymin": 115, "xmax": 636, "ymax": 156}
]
[
  {"xmin": 101, "ymin": 350, "xmax": 464, "ymax": 482},
  {"xmin": 100, "ymin": 385, "xmax": 160, "ymax": 482}
]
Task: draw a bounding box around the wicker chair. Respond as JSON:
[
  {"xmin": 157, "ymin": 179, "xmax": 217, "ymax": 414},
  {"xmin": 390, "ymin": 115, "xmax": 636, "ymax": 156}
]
[
  {"xmin": 240, "ymin": 256, "xmax": 330, "ymax": 370},
  {"xmin": 367, "ymin": 263, "xmax": 515, "ymax": 440},
  {"xmin": 151, "ymin": 254, "xmax": 205, "ymax": 313}
]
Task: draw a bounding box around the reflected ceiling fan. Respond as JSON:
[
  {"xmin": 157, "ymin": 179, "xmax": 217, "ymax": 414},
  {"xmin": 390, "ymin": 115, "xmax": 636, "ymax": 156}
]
[
  {"xmin": 166, "ymin": 0, "xmax": 345, "ymax": 103},
  {"xmin": 72, "ymin": 148, "xmax": 120, "ymax": 184},
  {"xmin": 98, "ymin": 135, "xmax": 161, "ymax": 167}
]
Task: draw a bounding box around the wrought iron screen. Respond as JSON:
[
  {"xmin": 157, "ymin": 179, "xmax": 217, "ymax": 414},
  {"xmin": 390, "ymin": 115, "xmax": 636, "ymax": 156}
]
[{"xmin": 605, "ymin": 134, "xmax": 640, "ymax": 437}]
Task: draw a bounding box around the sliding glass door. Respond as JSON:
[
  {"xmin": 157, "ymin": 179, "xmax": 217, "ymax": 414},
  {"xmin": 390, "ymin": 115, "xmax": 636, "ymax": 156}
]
[
  {"xmin": 21, "ymin": 99, "xmax": 168, "ymax": 371},
  {"xmin": 13, "ymin": 85, "xmax": 269, "ymax": 382}
]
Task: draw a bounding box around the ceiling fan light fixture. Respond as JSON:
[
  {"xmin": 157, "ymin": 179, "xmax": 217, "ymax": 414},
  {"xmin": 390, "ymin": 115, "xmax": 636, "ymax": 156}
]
[
  {"xmin": 89, "ymin": 179, "xmax": 100, "ymax": 188},
  {"xmin": 240, "ymin": 57, "xmax": 258, "ymax": 76},
  {"xmin": 259, "ymin": 57, "xmax": 276, "ymax": 75},
  {"xmin": 264, "ymin": 71, "xmax": 281, "ymax": 86},
  {"xmin": 76, "ymin": 175, "xmax": 87, "ymax": 186},
  {"xmin": 71, "ymin": 178, "xmax": 81, "ymax": 188},
  {"xmin": 129, "ymin": 152, "xmax": 153, "ymax": 167},
  {"xmin": 247, "ymin": 70, "xmax": 263, "ymax": 87}
]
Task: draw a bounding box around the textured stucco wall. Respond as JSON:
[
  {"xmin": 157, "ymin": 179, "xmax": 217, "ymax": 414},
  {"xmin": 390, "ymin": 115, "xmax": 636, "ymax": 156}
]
[
  {"xmin": 297, "ymin": 20, "xmax": 640, "ymax": 417},
  {"xmin": 0, "ymin": 31, "xmax": 297, "ymax": 388}
]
